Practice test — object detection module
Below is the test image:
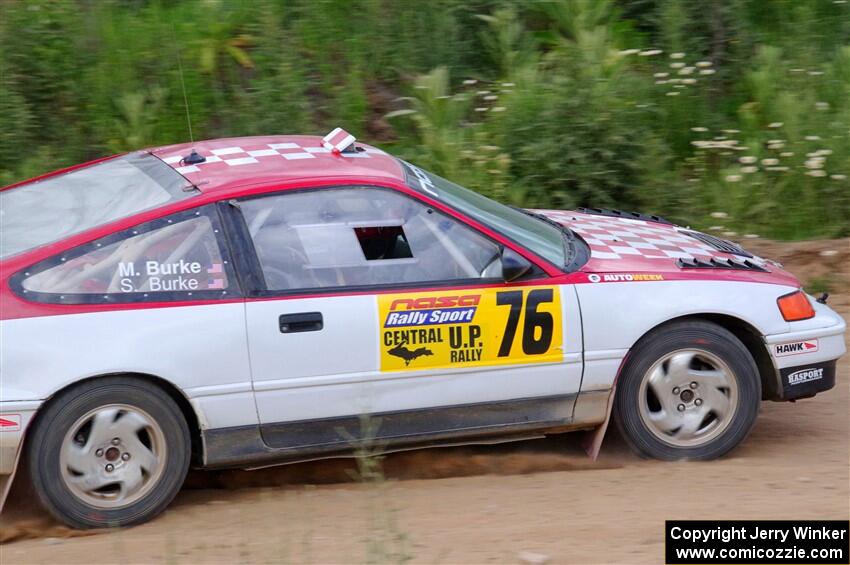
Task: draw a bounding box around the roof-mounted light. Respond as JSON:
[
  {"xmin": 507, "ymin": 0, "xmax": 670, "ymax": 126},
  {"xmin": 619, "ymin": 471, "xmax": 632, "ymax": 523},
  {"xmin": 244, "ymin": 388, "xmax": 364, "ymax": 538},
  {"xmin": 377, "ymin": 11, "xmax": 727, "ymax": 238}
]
[{"xmin": 322, "ymin": 127, "xmax": 356, "ymax": 153}]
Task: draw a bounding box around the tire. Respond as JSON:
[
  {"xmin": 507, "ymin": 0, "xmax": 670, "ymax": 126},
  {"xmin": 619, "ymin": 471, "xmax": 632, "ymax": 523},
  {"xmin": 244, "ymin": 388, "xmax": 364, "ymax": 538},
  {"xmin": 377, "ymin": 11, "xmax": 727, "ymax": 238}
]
[
  {"xmin": 27, "ymin": 377, "xmax": 191, "ymax": 528},
  {"xmin": 613, "ymin": 320, "xmax": 761, "ymax": 461}
]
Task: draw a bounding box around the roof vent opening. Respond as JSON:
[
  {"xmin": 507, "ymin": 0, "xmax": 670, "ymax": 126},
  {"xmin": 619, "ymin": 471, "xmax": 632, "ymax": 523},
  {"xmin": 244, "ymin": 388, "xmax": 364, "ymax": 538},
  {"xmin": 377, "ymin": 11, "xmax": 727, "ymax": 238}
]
[
  {"xmin": 681, "ymin": 230, "xmax": 753, "ymax": 258},
  {"xmin": 577, "ymin": 207, "xmax": 672, "ymax": 225}
]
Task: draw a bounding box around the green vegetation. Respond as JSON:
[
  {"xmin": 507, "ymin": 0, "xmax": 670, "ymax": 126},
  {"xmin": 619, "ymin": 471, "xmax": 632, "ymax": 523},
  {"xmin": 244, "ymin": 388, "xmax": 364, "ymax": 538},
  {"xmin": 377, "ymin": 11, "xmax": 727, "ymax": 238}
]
[{"xmin": 1, "ymin": 0, "xmax": 848, "ymax": 239}]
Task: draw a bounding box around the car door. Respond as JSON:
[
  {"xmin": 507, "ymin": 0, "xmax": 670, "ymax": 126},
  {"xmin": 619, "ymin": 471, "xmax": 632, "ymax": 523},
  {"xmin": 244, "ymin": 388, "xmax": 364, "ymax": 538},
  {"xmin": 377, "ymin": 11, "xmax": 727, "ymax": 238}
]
[{"xmin": 228, "ymin": 186, "xmax": 583, "ymax": 450}]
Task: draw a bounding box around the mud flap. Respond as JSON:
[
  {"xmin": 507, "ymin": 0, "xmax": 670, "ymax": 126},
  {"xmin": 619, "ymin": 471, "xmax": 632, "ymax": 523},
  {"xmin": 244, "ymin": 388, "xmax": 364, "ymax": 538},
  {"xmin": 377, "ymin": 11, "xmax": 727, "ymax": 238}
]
[{"xmin": 581, "ymin": 386, "xmax": 616, "ymax": 460}]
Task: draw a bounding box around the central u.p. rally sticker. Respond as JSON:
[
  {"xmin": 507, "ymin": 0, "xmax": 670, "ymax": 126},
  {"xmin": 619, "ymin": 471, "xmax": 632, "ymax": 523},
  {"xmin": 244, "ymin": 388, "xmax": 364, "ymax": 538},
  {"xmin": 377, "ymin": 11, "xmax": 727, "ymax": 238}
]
[{"xmin": 378, "ymin": 287, "xmax": 563, "ymax": 372}]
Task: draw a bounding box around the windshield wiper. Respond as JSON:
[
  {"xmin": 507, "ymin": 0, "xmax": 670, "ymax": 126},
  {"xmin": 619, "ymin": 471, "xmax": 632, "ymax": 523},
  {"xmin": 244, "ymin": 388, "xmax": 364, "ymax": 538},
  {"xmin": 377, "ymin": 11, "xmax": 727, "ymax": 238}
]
[{"xmin": 510, "ymin": 206, "xmax": 577, "ymax": 267}]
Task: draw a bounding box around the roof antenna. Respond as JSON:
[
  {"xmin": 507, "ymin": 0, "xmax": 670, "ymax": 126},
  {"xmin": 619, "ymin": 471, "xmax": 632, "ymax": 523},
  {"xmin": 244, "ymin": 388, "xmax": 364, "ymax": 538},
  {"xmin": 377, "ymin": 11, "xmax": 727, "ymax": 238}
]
[{"xmin": 172, "ymin": 24, "xmax": 205, "ymax": 165}]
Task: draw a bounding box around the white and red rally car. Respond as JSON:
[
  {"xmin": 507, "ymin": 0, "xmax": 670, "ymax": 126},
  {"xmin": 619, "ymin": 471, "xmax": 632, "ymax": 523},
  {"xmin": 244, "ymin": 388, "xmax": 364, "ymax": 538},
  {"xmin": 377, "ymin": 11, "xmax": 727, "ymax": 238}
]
[{"xmin": 0, "ymin": 129, "xmax": 845, "ymax": 528}]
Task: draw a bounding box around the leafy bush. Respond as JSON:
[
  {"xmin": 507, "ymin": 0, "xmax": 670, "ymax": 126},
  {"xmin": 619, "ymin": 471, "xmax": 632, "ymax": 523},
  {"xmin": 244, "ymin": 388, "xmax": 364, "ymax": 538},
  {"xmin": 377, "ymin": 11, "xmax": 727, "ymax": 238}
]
[{"xmin": 1, "ymin": 0, "xmax": 847, "ymax": 240}]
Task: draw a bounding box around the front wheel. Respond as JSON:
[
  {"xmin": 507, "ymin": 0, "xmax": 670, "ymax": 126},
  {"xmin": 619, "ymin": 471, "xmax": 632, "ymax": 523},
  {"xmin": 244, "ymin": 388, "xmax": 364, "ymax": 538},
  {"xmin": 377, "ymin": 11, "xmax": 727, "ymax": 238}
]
[
  {"xmin": 613, "ymin": 320, "xmax": 761, "ymax": 460},
  {"xmin": 28, "ymin": 377, "xmax": 190, "ymax": 528}
]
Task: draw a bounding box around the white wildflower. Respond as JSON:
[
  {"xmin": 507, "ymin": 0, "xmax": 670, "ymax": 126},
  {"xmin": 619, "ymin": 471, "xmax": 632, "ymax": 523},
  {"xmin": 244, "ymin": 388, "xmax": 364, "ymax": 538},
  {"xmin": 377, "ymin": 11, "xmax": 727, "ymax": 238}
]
[
  {"xmin": 666, "ymin": 91, "xmax": 680, "ymax": 96},
  {"xmin": 739, "ymin": 156, "xmax": 757, "ymax": 164},
  {"xmin": 618, "ymin": 49, "xmax": 640, "ymax": 56},
  {"xmin": 476, "ymin": 90, "xmax": 490, "ymax": 95},
  {"xmin": 741, "ymin": 166, "xmax": 758, "ymax": 174},
  {"xmin": 682, "ymin": 78, "xmax": 697, "ymax": 84},
  {"xmin": 670, "ymin": 52, "xmax": 685, "ymax": 59},
  {"xmin": 691, "ymin": 127, "xmax": 708, "ymax": 132},
  {"xmin": 762, "ymin": 158, "xmax": 779, "ymax": 166},
  {"xmin": 462, "ymin": 79, "xmax": 478, "ymax": 85},
  {"xmin": 484, "ymin": 95, "xmax": 498, "ymax": 101},
  {"xmin": 670, "ymin": 62, "xmax": 686, "ymax": 69},
  {"xmin": 725, "ymin": 174, "xmax": 742, "ymax": 182},
  {"xmin": 805, "ymin": 158, "xmax": 825, "ymax": 169},
  {"xmin": 491, "ymin": 106, "xmax": 506, "ymax": 112},
  {"xmin": 709, "ymin": 226, "xmax": 724, "ymax": 231},
  {"xmin": 815, "ymin": 101, "xmax": 830, "ymax": 111},
  {"xmin": 817, "ymin": 149, "xmax": 833, "ymax": 156},
  {"xmin": 780, "ymin": 152, "xmax": 794, "ymax": 157},
  {"xmin": 501, "ymin": 82, "xmax": 515, "ymax": 87},
  {"xmin": 678, "ymin": 66, "xmax": 695, "ymax": 75},
  {"xmin": 744, "ymin": 234, "xmax": 759, "ymax": 239},
  {"xmin": 653, "ymin": 72, "xmax": 669, "ymax": 78},
  {"xmin": 768, "ymin": 122, "xmax": 784, "ymax": 128},
  {"xmin": 696, "ymin": 61, "xmax": 712, "ymax": 68},
  {"xmin": 808, "ymin": 71, "xmax": 824, "ymax": 76},
  {"xmin": 655, "ymin": 80, "xmax": 668, "ymax": 85},
  {"xmin": 710, "ymin": 212, "xmax": 728, "ymax": 219},
  {"xmin": 766, "ymin": 166, "xmax": 789, "ymax": 171},
  {"xmin": 639, "ymin": 49, "xmax": 663, "ymax": 56},
  {"xmin": 699, "ymin": 69, "xmax": 716, "ymax": 75},
  {"xmin": 807, "ymin": 169, "xmax": 827, "ymax": 177},
  {"xmin": 805, "ymin": 135, "xmax": 821, "ymax": 141},
  {"xmin": 830, "ymin": 174, "xmax": 847, "ymax": 180},
  {"xmin": 474, "ymin": 107, "xmax": 489, "ymax": 112},
  {"xmin": 722, "ymin": 231, "xmax": 738, "ymax": 237}
]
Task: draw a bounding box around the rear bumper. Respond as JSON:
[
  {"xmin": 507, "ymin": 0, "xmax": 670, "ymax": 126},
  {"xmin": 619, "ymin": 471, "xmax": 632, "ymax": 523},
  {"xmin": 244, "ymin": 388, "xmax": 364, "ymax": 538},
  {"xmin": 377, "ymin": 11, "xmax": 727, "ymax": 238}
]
[
  {"xmin": 0, "ymin": 400, "xmax": 40, "ymax": 475},
  {"xmin": 764, "ymin": 300, "xmax": 846, "ymax": 401}
]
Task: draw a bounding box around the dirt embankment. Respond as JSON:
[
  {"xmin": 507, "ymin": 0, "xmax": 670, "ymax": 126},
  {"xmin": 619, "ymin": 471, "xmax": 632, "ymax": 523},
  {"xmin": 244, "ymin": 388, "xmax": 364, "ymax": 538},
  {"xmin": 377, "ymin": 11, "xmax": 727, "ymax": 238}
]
[{"xmin": 1, "ymin": 238, "xmax": 847, "ymax": 563}]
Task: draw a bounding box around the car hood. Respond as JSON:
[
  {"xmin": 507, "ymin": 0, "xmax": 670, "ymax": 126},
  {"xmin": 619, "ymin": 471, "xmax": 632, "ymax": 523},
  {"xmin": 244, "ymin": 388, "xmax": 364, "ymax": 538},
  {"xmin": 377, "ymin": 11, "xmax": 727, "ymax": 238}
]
[{"xmin": 535, "ymin": 209, "xmax": 800, "ymax": 286}]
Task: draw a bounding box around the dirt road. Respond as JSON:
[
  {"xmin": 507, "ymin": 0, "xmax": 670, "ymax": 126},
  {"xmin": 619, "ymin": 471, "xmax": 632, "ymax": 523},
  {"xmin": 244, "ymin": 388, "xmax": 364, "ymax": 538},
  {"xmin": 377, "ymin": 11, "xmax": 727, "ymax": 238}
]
[{"xmin": 1, "ymin": 239, "xmax": 848, "ymax": 564}]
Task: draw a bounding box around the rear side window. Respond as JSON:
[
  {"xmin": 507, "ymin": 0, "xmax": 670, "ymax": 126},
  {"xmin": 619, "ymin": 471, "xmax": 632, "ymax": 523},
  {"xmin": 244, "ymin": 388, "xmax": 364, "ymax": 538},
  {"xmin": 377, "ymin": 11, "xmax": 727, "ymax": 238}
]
[
  {"xmin": 13, "ymin": 206, "xmax": 237, "ymax": 304},
  {"xmin": 0, "ymin": 152, "xmax": 195, "ymax": 259}
]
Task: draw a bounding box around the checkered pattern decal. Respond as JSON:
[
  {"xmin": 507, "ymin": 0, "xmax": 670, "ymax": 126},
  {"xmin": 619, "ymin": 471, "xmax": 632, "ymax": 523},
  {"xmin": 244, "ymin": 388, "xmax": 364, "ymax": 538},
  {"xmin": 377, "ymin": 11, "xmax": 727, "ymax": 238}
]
[
  {"xmin": 162, "ymin": 142, "xmax": 385, "ymax": 175},
  {"xmin": 539, "ymin": 210, "xmax": 763, "ymax": 263}
]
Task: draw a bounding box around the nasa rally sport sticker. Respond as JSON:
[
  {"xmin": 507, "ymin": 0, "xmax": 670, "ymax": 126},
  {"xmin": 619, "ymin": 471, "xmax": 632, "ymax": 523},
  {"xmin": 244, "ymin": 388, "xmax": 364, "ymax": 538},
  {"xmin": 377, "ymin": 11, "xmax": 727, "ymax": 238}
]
[
  {"xmin": 774, "ymin": 339, "xmax": 819, "ymax": 357},
  {"xmin": 378, "ymin": 287, "xmax": 563, "ymax": 372}
]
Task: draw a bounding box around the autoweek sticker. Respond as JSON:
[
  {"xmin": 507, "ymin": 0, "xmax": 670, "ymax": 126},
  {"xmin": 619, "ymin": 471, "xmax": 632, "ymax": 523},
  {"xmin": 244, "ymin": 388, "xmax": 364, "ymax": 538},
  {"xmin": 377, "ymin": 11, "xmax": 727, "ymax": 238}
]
[
  {"xmin": 587, "ymin": 273, "xmax": 664, "ymax": 283},
  {"xmin": 774, "ymin": 339, "xmax": 819, "ymax": 357},
  {"xmin": 378, "ymin": 287, "xmax": 563, "ymax": 372}
]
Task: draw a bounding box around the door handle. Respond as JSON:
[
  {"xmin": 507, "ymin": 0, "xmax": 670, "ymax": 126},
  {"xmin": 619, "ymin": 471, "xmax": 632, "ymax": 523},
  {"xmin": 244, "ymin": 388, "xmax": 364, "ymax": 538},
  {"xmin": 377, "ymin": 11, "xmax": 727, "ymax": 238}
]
[{"xmin": 279, "ymin": 312, "xmax": 323, "ymax": 333}]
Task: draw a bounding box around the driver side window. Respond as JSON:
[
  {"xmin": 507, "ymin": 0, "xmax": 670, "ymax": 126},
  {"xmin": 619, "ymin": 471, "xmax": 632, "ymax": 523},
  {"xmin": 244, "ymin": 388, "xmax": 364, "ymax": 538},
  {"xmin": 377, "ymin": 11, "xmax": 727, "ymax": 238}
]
[{"xmin": 239, "ymin": 187, "xmax": 502, "ymax": 291}]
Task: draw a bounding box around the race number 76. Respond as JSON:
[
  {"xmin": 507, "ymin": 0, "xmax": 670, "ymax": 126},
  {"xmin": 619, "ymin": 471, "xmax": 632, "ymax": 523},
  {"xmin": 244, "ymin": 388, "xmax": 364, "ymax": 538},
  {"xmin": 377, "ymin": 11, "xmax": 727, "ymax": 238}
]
[{"xmin": 496, "ymin": 289, "xmax": 555, "ymax": 357}]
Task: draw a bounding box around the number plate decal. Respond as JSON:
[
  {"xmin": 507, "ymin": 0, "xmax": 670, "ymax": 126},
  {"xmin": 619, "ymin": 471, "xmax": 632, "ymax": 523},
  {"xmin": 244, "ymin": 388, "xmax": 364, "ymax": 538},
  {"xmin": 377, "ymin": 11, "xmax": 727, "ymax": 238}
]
[{"xmin": 378, "ymin": 287, "xmax": 563, "ymax": 372}]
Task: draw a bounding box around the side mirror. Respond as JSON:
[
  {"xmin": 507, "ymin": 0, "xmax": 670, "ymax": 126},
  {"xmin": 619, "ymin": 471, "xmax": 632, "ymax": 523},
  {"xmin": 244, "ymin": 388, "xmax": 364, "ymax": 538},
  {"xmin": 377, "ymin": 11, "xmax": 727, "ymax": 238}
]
[{"xmin": 501, "ymin": 248, "xmax": 533, "ymax": 282}]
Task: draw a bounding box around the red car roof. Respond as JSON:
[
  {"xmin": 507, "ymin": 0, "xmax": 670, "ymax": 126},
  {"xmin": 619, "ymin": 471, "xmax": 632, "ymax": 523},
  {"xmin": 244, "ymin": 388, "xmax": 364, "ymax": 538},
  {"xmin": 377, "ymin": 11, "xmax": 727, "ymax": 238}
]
[{"xmin": 149, "ymin": 135, "xmax": 405, "ymax": 195}]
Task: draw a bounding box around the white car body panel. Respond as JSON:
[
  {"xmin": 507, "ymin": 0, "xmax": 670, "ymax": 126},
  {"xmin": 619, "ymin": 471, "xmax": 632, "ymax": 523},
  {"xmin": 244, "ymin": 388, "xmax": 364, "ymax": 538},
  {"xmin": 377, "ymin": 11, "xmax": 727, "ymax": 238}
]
[
  {"xmin": 246, "ymin": 286, "xmax": 583, "ymax": 425},
  {"xmin": 0, "ymin": 303, "xmax": 256, "ymax": 429},
  {"xmin": 576, "ymin": 280, "xmax": 797, "ymax": 390}
]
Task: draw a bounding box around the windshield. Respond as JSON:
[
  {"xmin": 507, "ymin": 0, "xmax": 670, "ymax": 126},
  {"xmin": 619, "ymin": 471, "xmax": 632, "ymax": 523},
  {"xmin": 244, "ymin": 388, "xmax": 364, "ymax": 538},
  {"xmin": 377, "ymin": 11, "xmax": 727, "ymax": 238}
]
[
  {"xmin": 399, "ymin": 161, "xmax": 568, "ymax": 267},
  {"xmin": 0, "ymin": 153, "xmax": 195, "ymax": 259}
]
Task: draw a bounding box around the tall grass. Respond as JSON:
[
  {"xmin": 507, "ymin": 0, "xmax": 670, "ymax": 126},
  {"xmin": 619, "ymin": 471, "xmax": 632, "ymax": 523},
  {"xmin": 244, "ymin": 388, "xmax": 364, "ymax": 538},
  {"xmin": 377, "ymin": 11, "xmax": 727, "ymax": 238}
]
[{"xmin": 1, "ymin": 0, "xmax": 847, "ymax": 239}]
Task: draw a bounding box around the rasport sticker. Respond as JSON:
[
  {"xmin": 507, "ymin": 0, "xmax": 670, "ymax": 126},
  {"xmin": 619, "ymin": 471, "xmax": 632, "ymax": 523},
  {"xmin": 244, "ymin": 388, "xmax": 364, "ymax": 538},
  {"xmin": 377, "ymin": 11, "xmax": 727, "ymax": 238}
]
[
  {"xmin": 378, "ymin": 287, "xmax": 563, "ymax": 372},
  {"xmin": 786, "ymin": 367, "xmax": 824, "ymax": 386}
]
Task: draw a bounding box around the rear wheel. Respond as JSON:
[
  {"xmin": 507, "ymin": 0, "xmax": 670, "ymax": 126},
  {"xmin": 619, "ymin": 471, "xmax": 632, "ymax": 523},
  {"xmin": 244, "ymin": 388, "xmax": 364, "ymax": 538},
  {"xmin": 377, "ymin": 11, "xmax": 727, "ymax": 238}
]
[
  {"xmin": 28, "ymin": 377, "xmax": 190, "ymax": 528},
  {"xmin": 614, "ymin": 320, "xmax": 761, "ymax": 460}
]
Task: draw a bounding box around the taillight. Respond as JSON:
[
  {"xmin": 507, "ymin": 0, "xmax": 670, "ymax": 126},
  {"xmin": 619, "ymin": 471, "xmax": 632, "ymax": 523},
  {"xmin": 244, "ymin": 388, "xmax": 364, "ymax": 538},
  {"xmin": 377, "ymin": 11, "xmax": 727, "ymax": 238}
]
[{"xmin": 777, "ymin": 291, "xmax": 815, "ymax": 321}]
